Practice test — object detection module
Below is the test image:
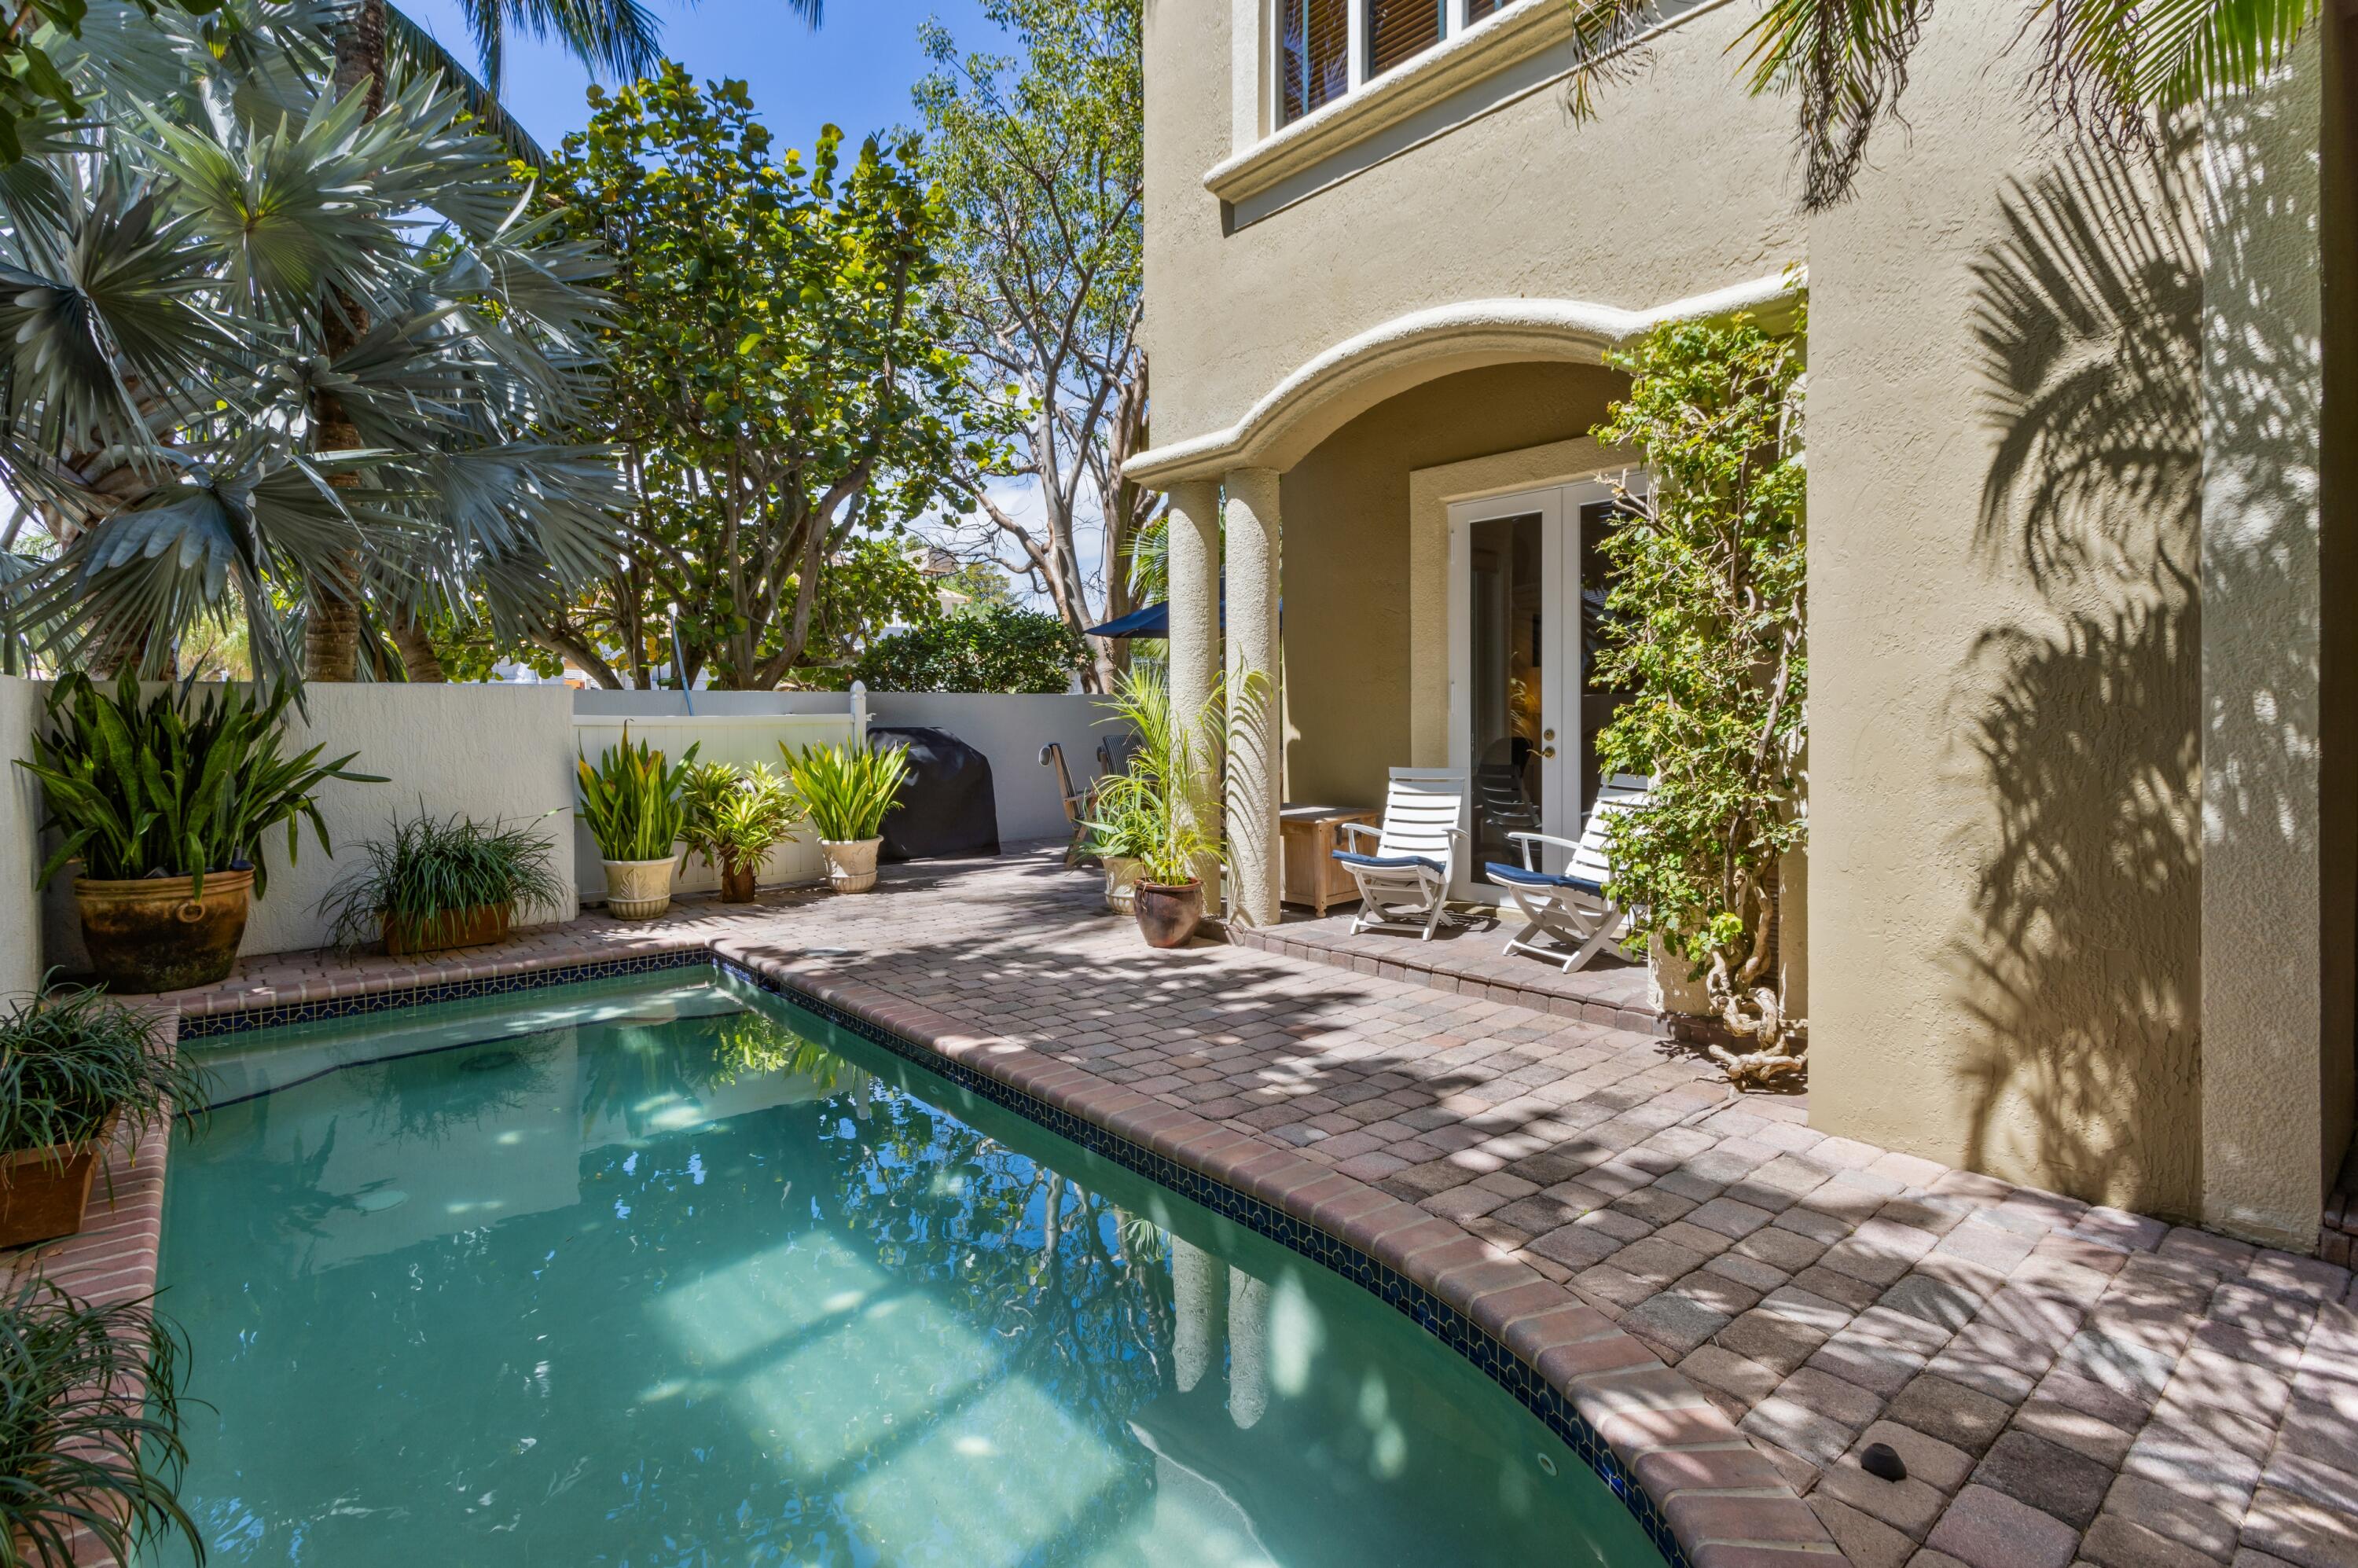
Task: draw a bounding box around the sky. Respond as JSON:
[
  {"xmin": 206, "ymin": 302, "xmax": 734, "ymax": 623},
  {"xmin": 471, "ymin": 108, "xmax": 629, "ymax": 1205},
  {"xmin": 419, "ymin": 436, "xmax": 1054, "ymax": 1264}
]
[{"xmin": 399, "ymin": 0, "xmax": 1005, "ymax": 159}]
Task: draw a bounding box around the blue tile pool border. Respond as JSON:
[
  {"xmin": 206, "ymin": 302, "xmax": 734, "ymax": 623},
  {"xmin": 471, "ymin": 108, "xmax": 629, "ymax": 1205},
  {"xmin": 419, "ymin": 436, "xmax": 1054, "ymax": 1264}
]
[
  {"xmin": 174, "ymin": 949, "xmax": 714, "ymax": 1040},
  {"xmin": 184, "ymin": 945, "xmax": 1693, "ymax": 1566}
]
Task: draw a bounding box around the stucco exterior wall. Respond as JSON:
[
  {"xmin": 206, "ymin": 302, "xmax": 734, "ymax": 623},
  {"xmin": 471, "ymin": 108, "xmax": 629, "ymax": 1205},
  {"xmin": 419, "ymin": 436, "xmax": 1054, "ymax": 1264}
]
[
  {"xmin": 1279, "ymin": 362, "xmax": 1625, "ymax": 810},
  {"xmin": 1804, "ymin": 7, "xmax": 2208, "ymax": 1218},
  {"xmin": 1140, "ymin": 0, "xmax": 1801, "ymax": 449}
]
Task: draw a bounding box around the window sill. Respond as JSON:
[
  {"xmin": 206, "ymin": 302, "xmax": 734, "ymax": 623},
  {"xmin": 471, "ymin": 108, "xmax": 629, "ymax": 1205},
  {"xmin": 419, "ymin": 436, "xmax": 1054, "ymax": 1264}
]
[{"xmin": 1203, "ymin": 0, "xmax": 1578, "ymax": 211}]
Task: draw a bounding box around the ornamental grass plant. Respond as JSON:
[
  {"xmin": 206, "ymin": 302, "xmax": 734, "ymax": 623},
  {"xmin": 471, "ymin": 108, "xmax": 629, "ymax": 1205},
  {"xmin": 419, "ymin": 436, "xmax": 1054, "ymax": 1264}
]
[
  {"xmin": 0, "ymin": 1279, "xmax": 200, "ymax": 1568},
  {"xmin": 318, "ymin": 811, "xmax": 567, "ymax": 953},
  {"xmin": 0, "ymin": 982, "xmax": 205, "ymax": 1168}
]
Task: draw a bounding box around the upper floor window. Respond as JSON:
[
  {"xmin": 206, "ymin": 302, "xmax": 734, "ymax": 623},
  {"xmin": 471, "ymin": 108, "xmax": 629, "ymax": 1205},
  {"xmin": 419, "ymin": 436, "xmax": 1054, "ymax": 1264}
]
[{"xmin": 1277, "ymin": 0, "xmax": 1515, "ymax": 127}]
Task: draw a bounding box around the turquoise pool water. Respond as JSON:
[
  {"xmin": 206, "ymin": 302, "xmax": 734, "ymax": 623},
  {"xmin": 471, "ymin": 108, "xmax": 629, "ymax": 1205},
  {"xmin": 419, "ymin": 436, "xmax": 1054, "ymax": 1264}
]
[{"xmin": 160, "ymin": 973, "xmax": 1662, "ymax": 1566}]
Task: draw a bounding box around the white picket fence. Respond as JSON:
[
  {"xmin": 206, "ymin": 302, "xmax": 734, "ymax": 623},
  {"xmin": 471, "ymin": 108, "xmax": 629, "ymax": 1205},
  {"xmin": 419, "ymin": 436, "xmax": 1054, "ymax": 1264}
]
[{"xmin": 570, "ymin": 697, "xmax": 865, "ymax": 901}]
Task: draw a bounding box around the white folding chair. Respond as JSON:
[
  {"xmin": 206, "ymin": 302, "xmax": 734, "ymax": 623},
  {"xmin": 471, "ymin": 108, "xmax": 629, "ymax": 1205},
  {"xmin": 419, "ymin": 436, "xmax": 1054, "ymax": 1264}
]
[
  {"xmin": 1331, "ymin": 769, "xmax": 1468, "ymax": 940},
  {"xmin": 1484, "ymin": 773, "xmax": 1650, "ymax": 971}
]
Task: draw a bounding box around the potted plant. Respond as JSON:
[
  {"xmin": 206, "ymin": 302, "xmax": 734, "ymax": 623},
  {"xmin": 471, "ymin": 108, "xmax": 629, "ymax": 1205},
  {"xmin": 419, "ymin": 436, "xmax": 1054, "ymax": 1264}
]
[
  {"xmin": 1081, "ymin": 802, "xmax": 1154, "ymax": 914},
  {"xmin": 16, "ymin": 670, "xmax": 383, "ymax": 993},
  {"xmin": 1089, "ymin": 668, "xmax": 1262, "ymax": 949},
  {"xmin": 681, "ymin": 762, "xmax": 806, "ymax": 902},
  {"xmin": 0, "ymin": 982, "xmax": 206, "ymax": 1248},
  {"xmin": 0, "ymin": 1276, "xmax": 203, "ymax": 1566},
  {"xmin": 778, "ymin": 740, "xmax": 912, "ymax": 893},
  {"xmin": 577, "ymin": 728, "xmax": 700, "ymax": 920},
  {"xmin": 317, "ymin": 810, "xmax": 567, "ymax": 955}
]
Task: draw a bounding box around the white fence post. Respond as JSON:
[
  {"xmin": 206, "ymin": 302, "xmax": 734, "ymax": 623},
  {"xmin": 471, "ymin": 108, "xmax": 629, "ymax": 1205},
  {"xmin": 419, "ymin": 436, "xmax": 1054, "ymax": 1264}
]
[{"xmin": 850, "ymin": 681, "xmax": 868, "ymax": 750}]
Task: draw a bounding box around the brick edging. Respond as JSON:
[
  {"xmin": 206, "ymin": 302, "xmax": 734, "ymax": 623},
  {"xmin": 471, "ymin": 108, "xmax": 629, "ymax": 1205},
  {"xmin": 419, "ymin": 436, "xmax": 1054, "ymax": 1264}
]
[
  {"xmin": 1229, "ymin": 924, "xmax": 1673, "ymax": 1037},
  {"xmin": 713, "ymin": 935, "xmax": 1842, "ymax": 1568}
]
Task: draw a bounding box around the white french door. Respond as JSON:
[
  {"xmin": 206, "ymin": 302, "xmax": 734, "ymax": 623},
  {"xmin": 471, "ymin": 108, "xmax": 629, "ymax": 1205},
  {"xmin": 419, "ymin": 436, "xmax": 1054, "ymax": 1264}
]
[{"xmin": 1445, "ymin": 477, "xmax": 1639, "ymax": 898}]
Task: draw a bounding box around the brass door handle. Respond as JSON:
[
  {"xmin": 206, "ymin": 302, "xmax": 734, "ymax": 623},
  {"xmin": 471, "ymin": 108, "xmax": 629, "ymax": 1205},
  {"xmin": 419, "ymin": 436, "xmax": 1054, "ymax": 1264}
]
[{"xmin": 1537, "ymin": 745, "xmax": 1558, "ymax": 759}]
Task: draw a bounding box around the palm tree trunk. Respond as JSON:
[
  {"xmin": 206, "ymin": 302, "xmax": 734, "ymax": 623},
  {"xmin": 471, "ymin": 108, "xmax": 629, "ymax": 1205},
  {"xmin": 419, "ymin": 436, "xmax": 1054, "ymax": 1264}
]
[
  {"xmin": 391, "ymin": 608, "xmax": 447, "ymax": 681},
  {"xmin": 304, "ymin": 0, "xmax": 388, "ymax": 683}
]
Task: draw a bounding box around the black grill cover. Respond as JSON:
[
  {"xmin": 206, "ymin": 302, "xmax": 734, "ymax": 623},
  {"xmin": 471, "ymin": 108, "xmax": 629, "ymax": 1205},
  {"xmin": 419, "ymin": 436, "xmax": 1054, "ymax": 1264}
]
[{"xmin": 871, "ymin": 725, "xmax": 1001, "ymax": 862}]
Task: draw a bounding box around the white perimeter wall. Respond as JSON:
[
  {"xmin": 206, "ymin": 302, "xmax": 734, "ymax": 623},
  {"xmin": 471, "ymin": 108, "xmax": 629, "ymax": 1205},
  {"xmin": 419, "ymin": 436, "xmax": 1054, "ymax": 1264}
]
[
  {"xmin": 575, "ymin": 689, "xmax": 1115, "ymax": 848},
  {"xmin": 37, "ymin": 684, "xmax": 577, "ymax": 971},
  {"xmin": 9, "ymin": 682, "xmax": 1115, "ymax": 979},
  {"xmin": 0, "ymin": 678, "xmax": 42, "ymax": 999}
]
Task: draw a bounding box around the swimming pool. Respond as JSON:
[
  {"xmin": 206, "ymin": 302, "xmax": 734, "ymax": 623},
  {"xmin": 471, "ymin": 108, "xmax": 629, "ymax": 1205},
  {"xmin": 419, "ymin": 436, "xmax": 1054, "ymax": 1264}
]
[{"xmin": 160, "ymin": 971, "xmax": 1666, "ymax": 1566}]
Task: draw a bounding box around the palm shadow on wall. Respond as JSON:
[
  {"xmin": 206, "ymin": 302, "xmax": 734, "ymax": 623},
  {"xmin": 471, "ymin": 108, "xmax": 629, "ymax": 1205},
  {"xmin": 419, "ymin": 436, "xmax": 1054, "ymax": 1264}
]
[{"xmin": 1947, "ymin": 138, "xmax": 2208, "ymax": 1217}]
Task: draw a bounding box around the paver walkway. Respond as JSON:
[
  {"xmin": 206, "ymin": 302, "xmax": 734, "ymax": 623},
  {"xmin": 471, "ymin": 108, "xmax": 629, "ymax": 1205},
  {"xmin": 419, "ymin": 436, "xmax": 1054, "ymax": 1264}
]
[{"xmin": 180, "ymin": 845, "xmax": 2358, "ymax": 1568}]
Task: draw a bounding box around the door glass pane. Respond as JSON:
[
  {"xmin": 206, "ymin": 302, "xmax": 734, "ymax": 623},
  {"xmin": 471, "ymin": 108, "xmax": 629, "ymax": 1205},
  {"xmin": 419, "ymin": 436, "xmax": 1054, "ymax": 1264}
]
[
  {"xmin": 1366, "ymin": 0, "xmax": 1444, "ymax": 77},
  {"xmin": 1280, "ymin": 0, "xmax": 1349, "ymax": 124},
  {"xmin": 1468, "ymin": 512, "xmax": 1544, "ymax": 883},
  {"xmin": 1578, "ymin": 498, "xmax": 1636, "ymax": 816}
]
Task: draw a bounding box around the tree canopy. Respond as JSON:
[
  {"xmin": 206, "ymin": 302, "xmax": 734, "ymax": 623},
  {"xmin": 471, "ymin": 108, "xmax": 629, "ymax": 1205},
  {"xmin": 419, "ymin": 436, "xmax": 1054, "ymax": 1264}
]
[{"xmin": 535, "ymin": 66, "xmax": 999, "ymax": 689}]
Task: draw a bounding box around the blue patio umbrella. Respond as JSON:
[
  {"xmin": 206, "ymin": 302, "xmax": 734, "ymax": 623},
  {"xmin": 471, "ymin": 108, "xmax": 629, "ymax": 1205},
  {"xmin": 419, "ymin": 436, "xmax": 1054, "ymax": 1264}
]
[{"xmin": 1085, "ymin": 593, "xmax": 1271, "ymax": 638}]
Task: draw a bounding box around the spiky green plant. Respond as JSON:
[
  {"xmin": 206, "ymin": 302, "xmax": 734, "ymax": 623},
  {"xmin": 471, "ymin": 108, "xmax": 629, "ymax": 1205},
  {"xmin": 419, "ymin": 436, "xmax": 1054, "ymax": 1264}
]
[
  {"xmin": 15, "ymin": 669, "xmax": 384, "ymax": 898},
  {"xmin": 316, "ymin": 809, "xmax": 567, "ymax": 951},
  {"xmin": 0, "ymin": 980, "xmax": 208, "ymax": 1165},
  {"xmin": 576, "ymin": 726, "xmax": 698, "ymax": 861},
  {"xmin": 779, "ymin": 740, "xmax": 910, "ymax": 843},
  {"xmin": 680, "ymin": 762, "xmax": 806, "ymax": 878},
  {"xmin": 0, "ymin": 1278, "xmax": 201, "ymax": 1568}
]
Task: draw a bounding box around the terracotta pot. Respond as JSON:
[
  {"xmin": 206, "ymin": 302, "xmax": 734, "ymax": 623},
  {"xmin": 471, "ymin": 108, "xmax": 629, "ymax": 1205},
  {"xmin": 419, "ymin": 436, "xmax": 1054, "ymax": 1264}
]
[
  {"xmin": 1104, "ymin": 855, "xmax": 1144, "ymax": 915},
  {"xmin": 603, "ymin": 857, "xmax": 678, "ymax": 920},
  {"xmin": 0, "ymin": 1116, "xmax": 117, "ymax": 1249},
  {"xmin": 384, "ymin": 902, "xmax": 512, "ymax": 957},
  {"xmin": 1133, "ymin": 880, "xmax": 1204, "ymax": 949},
  {"xmin": 819, "ymin": 838, "xmax": 882, "ymax": 894},
  {"xmin": 719, "ymin": 859, "xmax": 759, "ymax": 903},
  {"xmin": 75, "ymin": 871, "xmax": 253, "ymax": 994}
]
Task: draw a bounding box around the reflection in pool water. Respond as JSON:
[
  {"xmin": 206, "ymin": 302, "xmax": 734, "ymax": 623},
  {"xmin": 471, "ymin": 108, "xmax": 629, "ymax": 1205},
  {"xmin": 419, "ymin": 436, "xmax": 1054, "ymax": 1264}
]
[{"xmin": 160, "ymin": 975, "xmax": 1662, "ymax": 1566}]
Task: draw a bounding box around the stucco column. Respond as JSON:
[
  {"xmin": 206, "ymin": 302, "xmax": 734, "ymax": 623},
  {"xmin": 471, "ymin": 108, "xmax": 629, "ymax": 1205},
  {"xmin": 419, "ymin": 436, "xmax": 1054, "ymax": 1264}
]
[
  {"xmin": 1223, "ymin": 468, "xmax": 1283, "ymax": 927},
  {"xmin": 2196, "ymin": 31, "xmax": 2349, "ymax": 1251},
  {"xmin": 1166, "ymin": 479, "xmax": 1225, "ymax": 894}
]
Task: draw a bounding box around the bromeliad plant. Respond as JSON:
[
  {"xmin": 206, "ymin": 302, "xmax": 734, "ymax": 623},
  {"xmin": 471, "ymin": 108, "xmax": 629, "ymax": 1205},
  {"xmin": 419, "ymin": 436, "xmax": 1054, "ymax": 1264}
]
[
  {"xmin": 0, "ymin": 1278, "xmax": 202, "ymax": 1568},
  {"xmin": 1590, "ymin": 309, "xmax": 1809, "ymax": 1088},
  {"xmin": 1085, "ymin": 668, "xmax": 1219, "ymax": 887},
  {"xmin": 317, "ymin": 810, "xmax": 568, "ymax": 953},
  {"xmin": 17, "ymin": 670, "xmax": 384, "ymax": 897},
  {"xmin": 778, "ymin": 741, "xmax": 912, "ymax": 844},
  {"xmin": 576, "ymin": 728, "xmax": 700, "ymax": 863},
  {"xmin": 0, "ymin": 982, "xmax": 206, "ymax": 1167},
  {"xmin": 680, "ymin": 762, "xmax": 806, "ymax": 898}
]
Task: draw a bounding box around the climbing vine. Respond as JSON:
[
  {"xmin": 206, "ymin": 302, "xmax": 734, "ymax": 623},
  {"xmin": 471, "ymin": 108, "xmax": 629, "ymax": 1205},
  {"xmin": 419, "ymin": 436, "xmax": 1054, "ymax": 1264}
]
[{"xmin": 1592, "ymin": 309, "xmax": 1809, "ymax": 1086}]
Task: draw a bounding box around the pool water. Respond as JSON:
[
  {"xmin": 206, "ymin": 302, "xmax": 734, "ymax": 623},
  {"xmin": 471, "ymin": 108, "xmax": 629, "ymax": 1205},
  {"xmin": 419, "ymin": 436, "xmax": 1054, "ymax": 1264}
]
[{"xmin": 160, "ymin": 973, "xmax": 1662, "ymax": 1566}]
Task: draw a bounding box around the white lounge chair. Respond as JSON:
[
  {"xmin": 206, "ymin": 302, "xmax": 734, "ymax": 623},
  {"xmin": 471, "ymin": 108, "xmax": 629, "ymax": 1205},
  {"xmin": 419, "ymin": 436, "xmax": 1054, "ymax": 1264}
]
[
  {"xmin": 1484, "ymin": 773, "xmax": 1650, "ymax": 971},
  {"xmin": 1331, "ymin": 769, "xmax": 1468, "ymax": 939}
]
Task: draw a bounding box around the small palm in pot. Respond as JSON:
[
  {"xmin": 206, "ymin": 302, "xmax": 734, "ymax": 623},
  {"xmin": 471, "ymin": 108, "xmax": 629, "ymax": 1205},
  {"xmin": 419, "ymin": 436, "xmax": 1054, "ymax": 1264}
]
[{"xmin": 681, "ymin": 762, "xmax": 806, "ymax": 902}]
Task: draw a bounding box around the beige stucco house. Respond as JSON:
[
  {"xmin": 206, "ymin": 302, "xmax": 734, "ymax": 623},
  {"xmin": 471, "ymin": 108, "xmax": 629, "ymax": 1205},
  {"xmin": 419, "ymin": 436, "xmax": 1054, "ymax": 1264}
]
[{"xmin": 1126, "ymin": 0, "xmax": 2358, "ymax": 1252}]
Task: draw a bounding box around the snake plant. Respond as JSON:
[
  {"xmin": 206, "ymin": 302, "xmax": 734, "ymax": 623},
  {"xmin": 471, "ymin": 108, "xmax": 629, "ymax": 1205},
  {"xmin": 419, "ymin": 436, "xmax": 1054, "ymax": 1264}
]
[{"xmin": 15, "ymin": 670, "xmax": 384, "ymax": 899}]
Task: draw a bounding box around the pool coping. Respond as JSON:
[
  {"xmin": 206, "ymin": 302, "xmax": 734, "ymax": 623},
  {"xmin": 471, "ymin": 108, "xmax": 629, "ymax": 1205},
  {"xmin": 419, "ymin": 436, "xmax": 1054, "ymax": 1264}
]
[{"xmin": 166, "ymin": 936, "xmax": 1843, "ymax": 1568}]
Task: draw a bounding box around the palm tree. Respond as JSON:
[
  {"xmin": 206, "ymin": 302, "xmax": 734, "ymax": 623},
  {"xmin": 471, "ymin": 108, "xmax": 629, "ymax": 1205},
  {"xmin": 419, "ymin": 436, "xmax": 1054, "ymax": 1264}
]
[
  {"xmin": 0, "ymin": 0, "xmax": 622, "ymax": 686},
  {"xmin": 1564, "ymin": 0, "xmax": 2319, "ymax": 211}
]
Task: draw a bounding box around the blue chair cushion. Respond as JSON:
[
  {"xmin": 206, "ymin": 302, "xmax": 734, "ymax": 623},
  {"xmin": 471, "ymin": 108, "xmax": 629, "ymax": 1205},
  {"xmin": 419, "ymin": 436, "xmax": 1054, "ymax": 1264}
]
[
  {"xmin": 1332, "ymin": 850, "xmax": 1445, "ymax": 876},
  {"xmin": 1484, "ymin": 861, "xmax": 1604, "ymax": 896}
]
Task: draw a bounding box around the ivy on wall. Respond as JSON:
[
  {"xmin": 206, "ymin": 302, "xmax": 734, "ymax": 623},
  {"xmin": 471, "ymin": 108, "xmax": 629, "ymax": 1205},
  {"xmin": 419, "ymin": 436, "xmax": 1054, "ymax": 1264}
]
[{"xmin": 1592, "ymin": 308, "xmax": 1809, "ymax": 1086}]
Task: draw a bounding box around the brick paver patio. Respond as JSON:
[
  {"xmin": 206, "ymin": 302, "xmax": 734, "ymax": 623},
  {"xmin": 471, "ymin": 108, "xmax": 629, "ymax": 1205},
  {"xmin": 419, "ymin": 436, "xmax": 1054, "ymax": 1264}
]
[{"xmin": 169, "ymin": 844, "xmax": 2358, "ymax": 1568}]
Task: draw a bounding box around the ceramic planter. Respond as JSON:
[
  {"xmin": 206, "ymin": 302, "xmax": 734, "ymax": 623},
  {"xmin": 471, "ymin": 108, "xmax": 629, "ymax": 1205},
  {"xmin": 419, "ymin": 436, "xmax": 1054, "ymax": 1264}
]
[
  {"xmin": 819, "ymin": 838, "xmax": 883, "ymax": 894},
  {"xmin": 1103, "ymin": 856, "xmax": 1144, "ymax": 915},
  {"xmin": 1133, "ymin": 880, "xmax": 1204, "ymax": 949},
  {"xmin": 75, "ymin": 870, "xmax": 254, "ymax": 993},
  {"xmin": 0, "ymin": 1115, "xmax": 119, "ymax": 1249},
  {"xmin": 384, "ymin": 902, "xmax": 512, "ymax": 957},
  {"xmin": 603, "ymin": 857, "xmax": 678, "ymax": 920}
]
